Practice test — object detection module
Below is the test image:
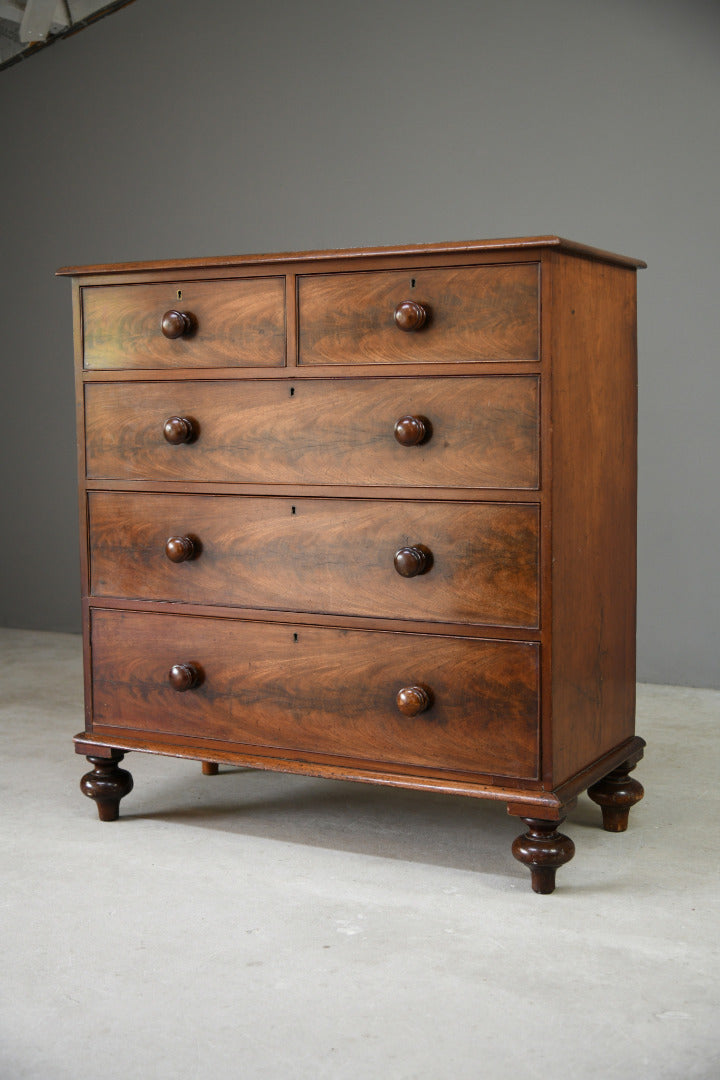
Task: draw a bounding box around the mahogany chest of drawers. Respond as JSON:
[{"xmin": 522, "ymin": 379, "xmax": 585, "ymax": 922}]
[{"xmin": 59, "ymin": 236, "xmax": 646, "ymax": 892}]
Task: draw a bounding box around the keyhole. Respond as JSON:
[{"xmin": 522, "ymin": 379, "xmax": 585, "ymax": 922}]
[
  {"xmin": 291, "ymin": 506, "xmax": 296, "ymax": 514},
  {"xmin": 177, "ymin": 289, "xmax": 182, "ymax": 300},
  {"xmin": 290, "ymin": 386, "xmax": 295, "ymax": 397},
  {"xmin": 293, "ymin": 633, "xmax": 298, "ymax": 643},
  {"xmin": 411, "ymin": 279, "xmax": 416, "ymax": 288}
]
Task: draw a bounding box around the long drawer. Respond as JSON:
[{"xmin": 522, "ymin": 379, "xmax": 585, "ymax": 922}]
[
  {"xmin": 297, "ymin": 263, "xmax": 539, "ymax": 365},
  {"xmin": 88, "ymin": 492, "xmax": 540, "ymax": 628},
  {"xmin": 82, "ymin": 277, "xmax": 286, "ymax": 369},
  {"xmin": 84, "ymin": 376, "xmax": 539, "ymax": 489},
  {"xmin": 90, "ymin": 609, "xmax": 540, "ymax": 779}
]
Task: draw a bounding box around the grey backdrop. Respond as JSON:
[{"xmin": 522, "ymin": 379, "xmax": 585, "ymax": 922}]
[{"xmin": 1, "ymin": 0, "xmax": 718, "ymax": 688}]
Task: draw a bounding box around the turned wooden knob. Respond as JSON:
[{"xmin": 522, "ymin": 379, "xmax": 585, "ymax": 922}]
[
  {"xmin": 161, "ymin": 310, "xmax": 193, "ymax": 338},
  {"xmin": 394, "ymin": 300, "xmax": 427, "ymax": 332},
  {"xmin": 168, "ymin": 662, "xmax": 201, "ymax": 692},
  {"xmin": 163, "ymin": 416, "xmax": 195, "ymax": 444},
  {"xmin": 396, "ymin": 685, "xmax": 431, "ymax": 716},
  {"xmin": 394, "ymin": 545, "xmax": 431, "ymax": 577},
  {"xmin": 165, "ymin": 536, "xmax": 195, "ymax": 563},
  {"xmin": 394, "ymin": 415, "xmax": 428, "ymax": 446}
]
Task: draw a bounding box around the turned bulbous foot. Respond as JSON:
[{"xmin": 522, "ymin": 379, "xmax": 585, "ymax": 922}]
[
  {"xmin": 512, "ymin": 817, "xmax": 575, "ymax": 894},
  {"xmin": 588, "ymin": 761, "xmax": 644, "ymax": 832},
  {"xmin": 80, "ymin": 753, "xmax": 133, "ymax": 821}
]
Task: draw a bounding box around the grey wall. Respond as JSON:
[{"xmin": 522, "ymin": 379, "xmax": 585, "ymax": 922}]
[{"xmin": 1, "ymin": 0, "xmax": 718, "ymax": 687}]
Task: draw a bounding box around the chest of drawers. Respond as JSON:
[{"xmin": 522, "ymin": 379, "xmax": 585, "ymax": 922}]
[{"xmin": 59, "ymin": 236, "xmax": 646, "ymax": 893}]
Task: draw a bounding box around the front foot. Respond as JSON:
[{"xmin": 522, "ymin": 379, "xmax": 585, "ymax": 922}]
[
  {"xmin": 80, "ymin": 752, "xmax": 133, "ymax": 821},
  {"xmin": 512, "ymin": 817, "xmax": 575, "ymax": 894},
  {"xmin": 588, "ymin": 761, "xmax": 644, "ymax": 832}
]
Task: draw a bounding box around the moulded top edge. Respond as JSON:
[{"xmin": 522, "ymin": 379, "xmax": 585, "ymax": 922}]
[{"xmin": 56, "ymin": 235, "xmax": 646, "ymax": 277}]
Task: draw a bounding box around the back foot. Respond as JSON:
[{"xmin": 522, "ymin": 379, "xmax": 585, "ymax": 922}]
[{"xmin": 588, "ymin": 761, "xmax": 644, "ymax": 832}]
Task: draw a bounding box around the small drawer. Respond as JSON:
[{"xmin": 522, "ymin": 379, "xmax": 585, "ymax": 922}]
[
  {"xmin": 90, "ymin": 609, "xmax": 540, "ymax": 779},
  {"xmin": 82, "ymin": 277, "xmax": 286, "ymax": 369},
  {"xmin": 298, "ymin": 263, "xmax": 538, "ymax": 365},
  {"xmin": 88, "ymin": 492, "xmax": 539, "ymax": 629},
  {"xmin": 84, "ymin": 375, "xmax": 539, "ymax": 490}
]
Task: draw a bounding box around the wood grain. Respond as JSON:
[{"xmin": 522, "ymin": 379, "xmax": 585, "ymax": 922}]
[
  {"xmin": 82, "ymin": 277, "xmax": 285, "ymax": 369},
  {"xmin": 90, "ymin": 609, "xmax": 540, "ymax": 779},
  {"xmin": 88, "ymin": 492, "xmax": 540, "ymax": 628},
  {"xmin": 298, "ymin": 263, "xmax": 539, "ymax": 364},
  {"xmin": 549, "ymin": 254, "xmax": 638, "ymax": 784},
  {"xmin": 84, "ymin": 375, "xmax": 539, "ymax": 489}
]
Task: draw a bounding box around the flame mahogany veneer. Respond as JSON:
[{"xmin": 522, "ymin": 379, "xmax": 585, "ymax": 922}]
[{"xmin": 59, "ymin": 235, "xmax": 646, "ymax": 893}]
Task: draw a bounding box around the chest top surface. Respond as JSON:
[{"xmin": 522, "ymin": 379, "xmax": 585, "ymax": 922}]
[{"xmin": 57, "ymin": 234, "xmax": 646, "ymax": 277}]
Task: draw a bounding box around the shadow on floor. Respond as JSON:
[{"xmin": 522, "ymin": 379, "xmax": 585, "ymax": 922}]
[{"xmin": 119, "ymin": 762, "xmax": 609, "ymax": 881}]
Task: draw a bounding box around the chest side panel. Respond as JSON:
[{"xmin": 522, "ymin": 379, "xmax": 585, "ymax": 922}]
[{"xmin": 549, "ymin": 254, "xmax": 638, "ymax": 784}]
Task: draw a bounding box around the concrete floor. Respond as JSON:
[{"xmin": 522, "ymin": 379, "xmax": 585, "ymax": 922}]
[{"xmin": 1, "ymin": 627, "xmax": 718, "ymax": 1080}]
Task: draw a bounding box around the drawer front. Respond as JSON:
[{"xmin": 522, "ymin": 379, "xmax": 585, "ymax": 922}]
[
  {"xmin": 85, "ymin": 376, "xmax": 539, "ymax": 489},
  {"xmin": 82, "ymin": 277, "xmax": 285, "ymax": 369},
  {"xmin": 298, "ymin": 263, "xmax": 538, "ymax": 365},
  {"xmin": 90, "ymin": 609, "xmax": 540, "ymax": 779},
  {"xmin": 88, "ymin": 492, "xmax": 539, "ymax": 628}
]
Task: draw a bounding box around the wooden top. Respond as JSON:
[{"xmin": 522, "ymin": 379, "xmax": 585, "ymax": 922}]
[{"xmin": 56, "ymin": 235, "xmax": 646, "ymax": 277}]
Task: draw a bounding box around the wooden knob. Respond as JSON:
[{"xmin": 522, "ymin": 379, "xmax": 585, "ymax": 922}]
[
  {"xmin": 394, "ymin": 300, "xmax": 427, "ymax": 332},
  {"xmin": 394, "ymin": 546, "xmax": 431, "ymax": 577},
  {"xmin": 168, "ymin": 662, "xmax": 201, "ymax": 692},
  {"xmin": 165, "ymin": 536, "xmax": 196, "ymax": 563},
  {"xmin": 161, "ymin": 310, "xmax": 193, "ymax": 338},
  {"xmin": 396, "ymin": 685, "xmax": 431, "ymax": 716},
  {"xmin": 163, "ymin": 416, "xmax": 195, "ymax": 444},
  {"xmin": 394, "ymin": 415, "xmax": 428, "ymax": 446}
]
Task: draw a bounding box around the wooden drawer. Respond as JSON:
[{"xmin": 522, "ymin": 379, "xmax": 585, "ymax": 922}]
[
  {"xmin": 90, "ymin": 609, "xmax": 540, "ymax": 779},
  {"xmin": 88, "ymin": 492, "xmax": 539, "ymax": 629},
  {"xmin": 298, "ymin": 263, "xmax": 538, "ymax": 365},
  {"xmin": 84, "ymin": 375, "xmax": 539, "ymax": 489},
  {"xmin": 82, "ymin": 277, "xmax": 285, "ymax": 369}
]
